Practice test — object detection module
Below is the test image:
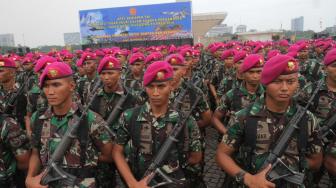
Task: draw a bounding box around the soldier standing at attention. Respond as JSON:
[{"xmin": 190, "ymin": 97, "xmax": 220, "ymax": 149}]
[
  {"xmin": 112, "ymin": 61, "xmax": 202, "ymax": 188},
  {"xmin": 216, "ymin": 55, "xmax": 323, "ymax": 187},
  {"xmin": 213, "ymin": 54, "xmax": 265, "ymax": 136},
  {"xmin": 26, "ymin": 62, "xmax": 113, "ymax": 188}
]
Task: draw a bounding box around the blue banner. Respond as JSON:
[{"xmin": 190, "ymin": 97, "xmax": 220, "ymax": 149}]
[{"xmin": 79, "ymin": 2, "xmax": 192, "ymax": 44}]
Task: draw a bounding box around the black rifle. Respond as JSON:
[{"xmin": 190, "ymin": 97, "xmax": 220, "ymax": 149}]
[
  {"xmin": 260, "ymin": 80, "xmax": 323, "ymax": 185},
  {"xmin": 40, "ymin": 85, "xmax": 100, "ymax": 186},
  {"xmin": 318, "ymin": 107, "xmax": 336, "ymax": 143},
  {"xmin": 143, "ymin": 93, "xmax": 202, "ymax": 188},
  {"xmin": 3, "ymin": 71, "xmax": 33, "ymax": 114}
]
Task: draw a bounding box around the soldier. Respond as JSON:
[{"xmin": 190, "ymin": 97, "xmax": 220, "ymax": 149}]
[
  {"xmin": 26, "ymin": 62, "xmax": 114, "ymax": 188},
  {"xmin": 77, "ymin": 52, "xmax": 100, "ymax": 104},
  {"xmin": 0, "ymin": 111, "xmax": 31, "ymax": 187},
  {"xmin": 0, "ymin": 57, "xmax": 27, "ymax": 129},
  {"xmin": 166, "ymin": 54, "xmax": 211, "ymax": 187},
  {"xmin": 216, "ymin": 55, "xmax": 323, "ymax": 187},
  {"xmin": 124, "ymin": 52, "xmax": 145, "ymax": 96},
  {"xmin": 19, "ymin": 56, "xmax": 37, "ymax": 93},
  {"xmin": 25, "ymin": 56, "xmax": 56, "ymax": 136},
  {"xmin": 216, "ymin": 50, "xmax": 247, "ymax": 99},
  {"xmin": 324, "ymin": 140, "xmax": 336, "ymax": 186},
  {"xmin": 213, "ymin": 54, "xmax": 265, "ymax": 136},
  {"xmin": 112, "ymin": 61, "xmax": 202, "ymax": 188}
]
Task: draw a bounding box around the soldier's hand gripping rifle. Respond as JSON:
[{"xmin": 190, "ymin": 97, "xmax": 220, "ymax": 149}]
[
  {"xmin": 143, "ymin": 91, "xmax": 202, "ymax": 188},
  {"xmin": 317, "ymin": 104, "xmax": 336, "ymax": 143},
  {"xmin": 259, "ymin": 80, "xmax": 323, "ymax": 185},
  {"xmin": 40, "ymin": 84, "xmax": 101, "ymax": 186},
  {"xmin": 2, "ymin": 71, "xmax": 34, "ymax": 114}
]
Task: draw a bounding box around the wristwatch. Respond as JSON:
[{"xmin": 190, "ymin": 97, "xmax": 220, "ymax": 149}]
[{"xmin": 234, "ymin": 170, "xmax": 246, "ymax": 183}]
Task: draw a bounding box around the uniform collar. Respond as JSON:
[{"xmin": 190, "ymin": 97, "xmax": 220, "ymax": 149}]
[
  {"xmin": 136, "ymin": 102, "xmax": 178, "ymax": 123},
  {"xmin": 239, "ymin": 82, "xmax": 264, "ymax": 96},
  {"xmin": 40, "ymin": 102, "xmax": 80, "ymax": 120}
]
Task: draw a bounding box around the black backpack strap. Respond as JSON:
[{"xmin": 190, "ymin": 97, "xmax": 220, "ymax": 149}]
[
  {"xmin": 76, "ymin": 110, "xmax": 89, "ymax": 167},
  {"xmin": 232, "ymin": 88, "xmax": 242, "ymax": 112},
  {"xmin": 243, "ymin": 104, "xmax": 258, "ymax": 172},
  {"xmin": 32, "ymin": 111, "xmax": 44, "ymax": 150},
  {"xmin": 297, "ymin": 112, "xmax": 308, "ymax": 172},
  {"xmin": 127, "ymin": 106, "xmax": 143, "ymax": 179},
  {"xmin": 311, "ymin": 62, "xmax": 321, "ymax": 81}
]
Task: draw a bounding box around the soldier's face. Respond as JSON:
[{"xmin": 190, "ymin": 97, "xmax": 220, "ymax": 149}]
[
  {"xmin": 325, "ymin": 62, "xmax": 336, "ymax": 81},
  {"xmin": 83, "ymin": 60, "xmax": 97, "ymax": 74},
  {"xmin": 224, "ymin": 57, "xmax": 234, "ymax": 68},
  {"xmin": 131, "ymin": 62, "xmax": 144, "ymax": 75},
  {"xmin": 145, "ymin": 81, "xmax": 172, "ymax": 107},
  {"xmin": 266, "ymin": 73, "xmax": 298, "ymax": 103},
  {"xmin": 43, "ymin": 78, "xmax": 75, "ymax": 107},
  {"xmin": 235, "ymin": 62, "xmax": 243, "ymax": 79},
  {"xmin": 243, "ymin": 68, "xmax": 262, "ymax": 85},
  {"xmin": 0, "ymin": 68, "xmax": 15, "ymax": 83},
  {"xmin": 99, "ymin": 70, "xmax": 120, "ymax": 88},
  {"xmin": 298, "ymin": 50, "xmax": 308, "ymax": 59},
  {"xmin": 116, "ymin": 54, "xmax": 126, "ymax": 62},
  {"xmin": 78, "ymin": 66, "xmax": 86, "ymax": 76},
  {"xmin": 172, "ymin": 65, "xmax": 186, "ymax": 84},
  {"xmin": 22, "ymin": 63, "xmax": 34, "ymax": 71}
]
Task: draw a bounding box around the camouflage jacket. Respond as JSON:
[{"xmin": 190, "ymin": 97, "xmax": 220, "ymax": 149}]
[
  {"xmin": 211, "ymin": 61, "xmax": 236, "ymax": 89},
  {"xmin": 0, "ymin": 114, "xmax": 30, "ymax": 180},
  {"xmin": 114, "ymin": 102, "xmax": 202, "ymax": 180},
  {"xmin": 296, "ymin": 77, "xmax": 336, "ymax": 128},
  {"xmin": 26, "ymin": 84, "xmax": 48, "ymax": 114},
  {"xmin": 0, "ymin": 84, "xmax": 27, "ymax": 128},
  {"xmin": 170, "ymin": 79, "xmax": 210, "ymax": 122},
  {"xmin": 216, "ymin": 77, "xmax": 242, "ymax": 99},
  {"xmin": 90, "ymin": 83, "xmax": 137, "ymax": 124},
  {"xmin": 222, "ymin": 96, "xmax": 322, "ymax": 184},
  {"xmin": 217, "ymin": 82, "xmax": 264, "ymax": 116},
  {"xmin": 31, "ymin": 102, "xmax": 113, "ymax": 188},
  {"xmin": 77, "ymin": 75, "xmax": 100, "ymax": 104},
  {"xmin": 325, "ymin": 140, "xmax": 336, "ymax": 183},
  {"xmin": 299, "ymin": 59, "xmax": 324, "ymax": 83}
]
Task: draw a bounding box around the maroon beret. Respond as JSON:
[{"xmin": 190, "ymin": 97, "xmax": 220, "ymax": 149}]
[
  {"xmin": 97, "ymin": 56, "xmax": 121, "ymax": 74},
  {"xmin": 324, "ymin": 49, "xmax": 336, "ymax": 66},
  {"xmin": 261, "ymin": 55, "xmax": 299, "ymax": 85},
  {"xmin": 165, "ymin": 54, "xmax": 185, "ymax": 66},
  {"xmin": 129, "ymin": 53, "xmax": 145, "ymax": 65},
  {"xmin": 34, "ymin": 56, "xmax": 57, "ymax": 73},
  {"xmin": 0, "ymin": 58, "xmax": 16, "ymax": 68},
  {"xmin": 220, "ymin": 50, "xmax": 235, "ymax": 61},
  {"xmin": 240, "ymin": 54, "xmax": 264, "ymax": 73},
  {"xmin": 39, "ymin": 62, "xmax": 73, "ymax": 87},
  {"xmin": 143, "ymin": 61, "xmax": 173, "ymax": 86},
  {"xmin": 234, "ymin": 51, "xmax": 248, "ymax": 63}
]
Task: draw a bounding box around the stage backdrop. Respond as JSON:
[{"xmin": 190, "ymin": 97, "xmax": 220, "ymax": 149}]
[{"xmin": 79, "ymin": 2, "xmax": 192, "ymax": 45}]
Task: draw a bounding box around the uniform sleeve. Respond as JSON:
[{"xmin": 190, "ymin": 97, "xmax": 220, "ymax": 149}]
[
  {"xmin": 325, "ymin": 140, "xmax": 336, "ymax": 157},
  {"xmin": 306, "ymin": 111, "xmax": 323, "ymax": 155},
  {"xmin": 3, "ymin": 117, "xmax": 31, "ymax": 156},
  {"xmin": 186, "ymin": 117, "xmax": 202, "ymax": 152},
  {"xmin": 89, "ymin": 112, "xmax": 113, "ymax": 146},
  {"xmin": 216, "ymin": 90, "xmax": 233, "ymax": 112},
  {"xmin": 114, "ymin": 111, "xmax": 131, "ymax": 146},
  {"xmin": 221, "ymin": 111, "xmax": 245, "ymax": 150},
  {"xmin": 30, "ymin": 112, "xmax": 40, "ymax": 149}
]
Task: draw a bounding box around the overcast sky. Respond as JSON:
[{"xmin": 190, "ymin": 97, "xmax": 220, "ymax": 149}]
[{"xmin": 0, "ymin": 0, "xmax": 335, "ymax": 47}]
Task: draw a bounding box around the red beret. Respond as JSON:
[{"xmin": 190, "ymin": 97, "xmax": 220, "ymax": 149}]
[
  {"xmin": 165, "ymin": 54, "xmax": 186, "ymax": 66},
  {"xmin": 279, "ymin": 40, "xmax": 289, "ymax": 47},
  {"xmin": 81, "ymin": 52, "xmax": 97, "ymax": 61},
  {"xmin": 145, "ymin": 52, "xmax": 163, "ymax": 66},
  {"xmin": 324, "ymin": 49, "xmax": 336, "ymax": 66},
  {"xmin": 22, "ymin": 57, "xmax": 35, "ymax": 65},
  {"xmin": 114, "ymin": 49, "xmax": 128, "ymax": 57},
  {"xmin": 76, "ymin": 58, "xmax": 84, "ymax": 67},
  {"xmin": 220, "ymin": 50, "xmax": 235, "ymax": 61},
  {"xmin": 180, "ymin": 48, "xmax": 193, "ymax": 57},
  {"xmin": 288, "ymin": 45, "xmax": 300, "ymax": 52},
  {"xmin": 129, "ymin": 53, "xmax": 145, "ymax": 65},
  {"xmin": 210, "ymin": 44, "xmax": 226, "ymax": 54},
  {"xmin": 168, "ymin": 45, "xmax": 177, "ymax": 54},
  {"xmin": 143, "ymin": 61, "xmax": 173, "ymax": 86},
  {"xmin": 297, "ymin": 43, "xmax": 309, "ymax": 52},
  {"xmin": 34, "ymin": 56, "xmax": 57, "ymax": 73},
  {"xmin": 240, "ymin": 54, "xmax": 264, "ymax": 74},
  {"xmin": 234, "ymin": 51, "xmax": 248, "ymax": 63},
  {"xmin": 0, "ymin": 58, "xmax": 16, "ymax": 68},
  {"xmin": 252, "ymin": 44, "xmax": 264, "ymax": 54},
  {"xmin": 97, "ymin": 56, "xmax": 121, "ymax": 74},
  {"xmin": 95, "ymin": 50, "xmax": 105, "ymax": 57},
  {"xmin": 267, "ymin": 50, "xmax": 281, "ymax": 60},
  {"xmin": 286, "ymin": 51, "xmax": 298, "ymax": 58},
  {"xmin": 39, "ymin": 62, "xmax": 73, "ymax": 87},
  {"xmin": 261, "ymin": 55, "xmax": 299, "ymax": 85},
  {"xmin": 63, "ymin": 53, "xmax": 74, "ymax": 60}
]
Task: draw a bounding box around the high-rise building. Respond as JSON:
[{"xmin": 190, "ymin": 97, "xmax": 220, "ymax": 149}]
[
  {"xmin": 291, "ymin": 16, "xmax": 304, "ymax": 32},
  {"xmin": 0, "ymin": 34, "xmax": 15, "ymax": 47},
  {"xmin": 64, "ymin": 32, "xmax": 81, "ymax": 45},
  {"xmin": 236, "ymin": 25, "xmax": 247, "ymax": 33},
  {"xmin": 206, "ymin": 24, "xmax": 233, "ymax": 37}
]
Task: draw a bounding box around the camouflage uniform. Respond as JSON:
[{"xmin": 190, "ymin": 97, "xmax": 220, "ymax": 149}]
[
  {"xmin": 325, "ymin": 140, "xmax": 336, "ymax": 186},
  {"xmin": 0, "ymin": 84, "xmax": 27, "ymax": 129},
  {"xmin": 123, "ymin": 74, "xmax": 146, "ymax": 105},
  {"xmin": 303, "ymin": 59, "xmax": 324, "ymax": 83},
  {"xmin": 297, "ymin": 77, "xmax": 335, "ymax": 135},
  {"xmin": 31, "ymin": 102, "xmax": 113, "ymax": 188},
  {"xmin": 77, "ymin": 75, "xmax": 100, "ymax": 104},
  {"xmin": 216, "ymin": 77, "xmax": 242, "ymax": 99},
  {"xmin": 170, "ymin": 79, "xmax": 210, "ymax": 187},
  {"xmin": 114, "ymin": 102, "xmax": 202, "ymax": 186},
  {"xmin": 27, "ymin": 84, "xmax": 48, "ymax": 114},
  {"xmin": 0, "ymin": 114, "xmax": 30, "ymax": 187},
  {"xmin": 89, "ymin": 83, "xmax": 136, "ymax": 188},
  {"xmin": 217, "ymin": 82, "xmax": 264, "ymax": 118},
  {"xmin": 211, "ymin": 62, "xmax": 235, "ymax": 90},
  {"xmin": 222, "ymin": 96, "xmax": 322, "ymax": 187}
]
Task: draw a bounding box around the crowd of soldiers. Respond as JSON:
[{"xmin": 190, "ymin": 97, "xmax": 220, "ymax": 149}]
[{"xmin": 0, "ymin": 37, "xmax": 336, "ymax": 188}]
